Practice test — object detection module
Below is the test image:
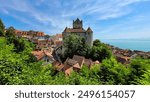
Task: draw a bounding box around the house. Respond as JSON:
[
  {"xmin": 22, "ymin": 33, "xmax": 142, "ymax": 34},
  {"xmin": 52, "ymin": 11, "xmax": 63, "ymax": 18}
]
[
  {"xmin": 35, "ymin": 39, "xmax": 52, "ymax": 50},
  {"xmin": 72, "ymin": 55, "xmax": 98, "ymax": 69},
  {"xmin": 72, "ymin": 55, "xmax": 85, "ymax": 67},
  {"xmin": 53, "ymin": 34, "xmax": 63, "ymax": 41},
  {"xmin": 52, "ymin": 61, "xmax": 64, "ymax": 71},
  {"xmin": 62, "ymin": 18, "xmax": 93, "ymax": 46},
  {"xmin": 54, "ymin": 55, "xmax": 100, "ymax": 75},
  {"xmin": 63, "ymin": 58, "xmax": 81, "ymax": 75},
  {"xmin": 115, "ymin": 54, "xmax": 130, "ymax": 64},
  {"xmin": 51, "ymin": 34, "xmax": 63, "ymax": 47},
  {"xmin": 32, "ymin": 50, "xmax": 55, "ymax": 63}
]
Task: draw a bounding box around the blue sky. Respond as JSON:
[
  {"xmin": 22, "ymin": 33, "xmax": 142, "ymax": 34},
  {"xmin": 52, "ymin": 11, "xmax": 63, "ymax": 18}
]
[{"xmin": 0, "ymin": 0, "xmax": 150, "ymax": 39}]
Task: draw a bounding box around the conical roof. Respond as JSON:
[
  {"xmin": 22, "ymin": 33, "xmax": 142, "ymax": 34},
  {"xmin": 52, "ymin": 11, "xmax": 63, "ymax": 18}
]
[
  {"xmin": 87, "ymin": 27, "xmax": 93, "ymax": 32},
  {"xmin": 63, "ymin": 27, "xmax": 70, "ymax": 32}
]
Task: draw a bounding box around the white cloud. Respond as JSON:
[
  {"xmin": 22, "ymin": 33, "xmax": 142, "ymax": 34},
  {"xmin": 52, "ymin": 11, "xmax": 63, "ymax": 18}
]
[
  {"xmin": 0, "ymin": 0, "xmax": 149, "ymax": 36},
  {"xmin": 61, "ymin": 0, "xmax": 147, "ymax": 20},
  {"xmin": 96, "ymin": 13, "xmax": 150, "ymax": 39}
]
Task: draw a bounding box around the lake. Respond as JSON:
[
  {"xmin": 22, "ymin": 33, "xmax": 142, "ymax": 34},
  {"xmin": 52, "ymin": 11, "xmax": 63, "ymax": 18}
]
[{"xmin": 101, "ymin": 39, "xmax": 150, "ymax": 52}]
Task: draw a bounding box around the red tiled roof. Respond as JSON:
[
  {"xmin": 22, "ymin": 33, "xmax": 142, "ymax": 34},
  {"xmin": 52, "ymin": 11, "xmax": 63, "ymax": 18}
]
[
  {"xmin": 44, "ymin": 50, "xmax": 53, "ymax": 57},
  {"xmin": 55, "ymin": 40, "xmax": 63, "ymax": 45},
  {"xmin": 32, "ymin": 51, "xmax": 44, "ymax": 60},
  {"xmin": 65, "ymin": 67, "xmax": 73, "ymax": 76},
  {"xmin": 32, "ymin": 50, "xmax": 52, "ymax": 60},
  {"xmin": 15, "ymin": 30, "xmax": 45, "ymax": 37},
  {"xmin": 52, "ymin": 61, "xmax": 64, "ymax": 71},
  {"xmin": 73, "ymin": 63, "xmax": 81, "ymax": 69},
  {"xmin": 56, "ymin": 34, "xmax": 63, "ymax": 38}
]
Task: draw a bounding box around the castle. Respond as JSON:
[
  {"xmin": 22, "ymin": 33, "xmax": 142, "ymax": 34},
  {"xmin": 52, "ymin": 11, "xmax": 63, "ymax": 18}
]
[{"xmin": 62, "ymin": 18, "xmax": 93, "ymax": 46}]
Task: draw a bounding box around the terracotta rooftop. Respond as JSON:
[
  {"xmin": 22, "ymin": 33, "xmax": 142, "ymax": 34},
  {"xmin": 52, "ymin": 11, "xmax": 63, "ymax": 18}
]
[
  {"xmin": 32, "ymin": 50, "xmax": 52, "ymax": 60},
  {"xmin": 55, "ymin": 40, "xmax": 63, "ymax": 45},
  {"xmin": 15, "ymin": 30, "xmax": 45, "ymax": 36},
  {"xmin": 65, "ymin": 67, "xmax": 73, "ymax": 76},
  {"xmin": 52, "ymin": 61, "xmax": 64, "ymax": 71},
  {"xmin": 32, "ymin": 51, "xmax": 44, "ymax": 60},
  {"xmin": 73, "ymin": 63, "xmax": 81, "ymax": 69},
  {"xmin": 56, "ymin": 34, "xmax": 63, "ymax": 38}
]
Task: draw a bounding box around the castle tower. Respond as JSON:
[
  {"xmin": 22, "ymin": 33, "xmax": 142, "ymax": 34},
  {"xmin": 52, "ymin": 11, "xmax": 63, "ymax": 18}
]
[
  {"xmin": 86, "ymin": 27, "xmax": 93, "ymax": 46},
  {"xmin": 62, "ymin": 18, "xmax": 93, "ymax": 46},
  {"xmin": 73, "ymin": 18, "xmax": 83, "ymax": 29}
]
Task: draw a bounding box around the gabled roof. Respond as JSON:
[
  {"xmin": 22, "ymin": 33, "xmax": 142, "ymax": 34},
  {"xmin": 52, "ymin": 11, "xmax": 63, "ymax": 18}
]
[
  {"xmin": 32, "ymin": 50, "xmax": 53, "ymax": 60},
  {"xmin": 32, "ymin": 51, "xmax": 44, "ymax": 60},
  {"xmin": 65, "ymin": 67, "xmax": 73, "ymax": 76},
  {"xmin": 73, "ymin": 63, "xmax": 81, "ymax": 69},
  {"xmin": 72, "ymin": 55, "xmax": 85, "ymax": 67},
  {"xmin": 52, "ymin": 61, "xmax": 64, "ymax": 71},
  {"xmin": 66, "ymin": 58, "xmax": 78, "ymax": 66}
]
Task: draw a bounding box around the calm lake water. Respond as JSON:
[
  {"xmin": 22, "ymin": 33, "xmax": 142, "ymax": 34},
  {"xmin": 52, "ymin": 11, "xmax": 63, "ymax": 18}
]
[{"xmin": 101, "ymin": 39, "xmax": 150, "ymax": 52}]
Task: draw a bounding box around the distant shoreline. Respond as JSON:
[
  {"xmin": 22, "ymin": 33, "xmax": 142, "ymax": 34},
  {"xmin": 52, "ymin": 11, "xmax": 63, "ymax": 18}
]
[{"xmin": 101, "ymin": 39, "xmax": 150, "ymax": 52}]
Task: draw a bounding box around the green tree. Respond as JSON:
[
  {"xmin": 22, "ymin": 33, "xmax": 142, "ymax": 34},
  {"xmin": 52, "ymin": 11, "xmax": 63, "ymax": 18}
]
[
  {"xmin": 5, "ymin": 26, "xmax": 16, "ymax": 45},
  {"xmin": 0, "ymin": 19, "xmax": 5, "ymax": 36},
  {"xmin": 5, "ymin": 26, "xmax": 15, "ymax": 38},
  {"xmin": 136, "ymin": 70, "xmax": 150, "ymax": 85},
  {"xmin": 0, "ymin": 37, "xmax": 53, "ymax": 85},
  {"xmin": 128, "ymin": 58, "xmax": 150, "ymax": 84},
  {"xmin": 90, "ymin": 39, "xmax": 112, "ymax": 62},
  {"xmin": 78, "ymin": 65, "xmax": 100, "ymax": 85},
  {"xmin": 20, "ymin": 63, "xmax": 53, "ymax": 85},
  {"xmin": 63, "ymin": 34, "xmax": 90, "ymax": 60},
  {"xmin": 93, "ymin": 39, "xmax": 102, "ymax": 46},
  {"xmin": 0, "ymin": 38, "xmax": 24, "ymax": 84},
  {"xmin": 99, "ymin": 58, "xmax": 129, "ymax": 85}
]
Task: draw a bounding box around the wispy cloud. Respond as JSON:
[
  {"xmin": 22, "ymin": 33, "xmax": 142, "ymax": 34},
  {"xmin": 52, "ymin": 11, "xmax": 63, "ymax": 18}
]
[
  {"xmin": 0, "ymin": 0, "xmax": 150, "ymax": 38},
  {"xmin": 98, "ymin": 13, "xmax": 150, "ymax": 39},
  {"xmin": 61, "ymin": 0, "xmax": 147, "ymax": 20}
]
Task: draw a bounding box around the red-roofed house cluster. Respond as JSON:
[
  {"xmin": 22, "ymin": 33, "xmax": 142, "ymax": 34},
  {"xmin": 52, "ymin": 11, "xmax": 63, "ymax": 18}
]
[
  {"xmin": 14, "ymin": 29, "xmax": 63, "ymax": 64},
  {"xmin": 108, "ymin": 44, "xmax": 150, "ymax": 64},
  {"xmin": 52, "ymin": 55, "xmax": 100, "ymax": 76},
  {"xmin": 15, "ymin": 30, "xmax": 45, "ymax": 39}
]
